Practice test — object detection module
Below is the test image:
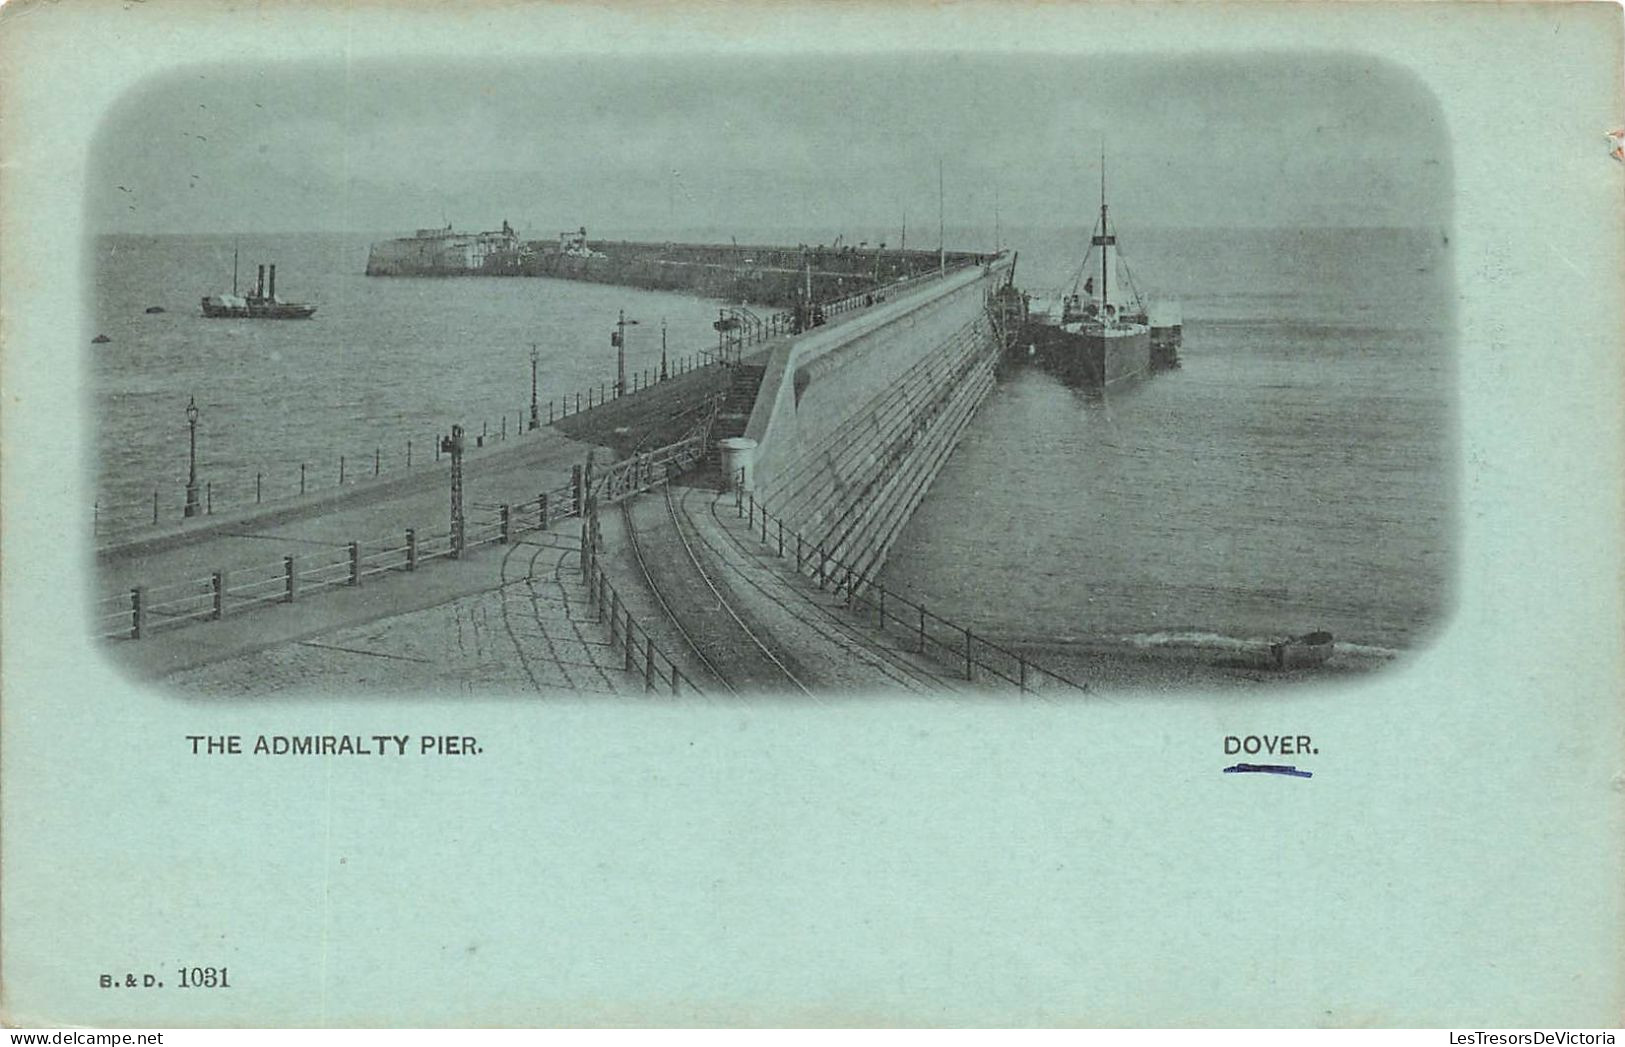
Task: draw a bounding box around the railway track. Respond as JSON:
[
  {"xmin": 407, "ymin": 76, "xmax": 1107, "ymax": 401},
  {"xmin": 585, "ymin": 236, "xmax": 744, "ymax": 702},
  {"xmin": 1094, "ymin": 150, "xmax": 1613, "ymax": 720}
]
[{"xmin": 622, "ymin": 483, "xmax": 812, "ymax": 696}]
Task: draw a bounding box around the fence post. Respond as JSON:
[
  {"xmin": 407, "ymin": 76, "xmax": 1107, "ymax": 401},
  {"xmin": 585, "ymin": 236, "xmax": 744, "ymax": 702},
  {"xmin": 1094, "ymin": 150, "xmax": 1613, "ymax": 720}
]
[
  {"xmin": 748, "ymin": 495, "xmax": 754, "ymax": 527},
  {"xmin": 761, "ymin": 508, "xmax": 767, "ymax": 543},
  {"xmin": 300, "ymin": 463, "xmax": 306, "ymax": 494},
  {"xmin": 597, "ymin": 571, "xmax": 608, "ymax": 621},
  {"xmin": 407, "ymin": 440, "xmax": 412, "ymax": 469},
  {"xmin": 576, "ymin": 391, "xmax": 581, "ymax": 414},
  {"xmin": 284, "ymin": 556, "xmax": 296, "ymax": 602},
  {"xmin": 152, "ymin": 489, "xmax": 159, "ymax": 524},
  {"xmin": 130, "ymin": 587, "xmax": 144, "ymax": 639},
  {"xmin": 670, "ymin": 662, "xmax": 681, "ymax": 696},
  {"xmin": 964, "ymin": 627, "xmax": 974, "ymax": 681},
  {"xmin": 206, "ymin": 481, "xmax": 213, "ymax": 515},
  {"xmin": 499, "ymin": 504, "xmax": 511, "ymax": 544},
  {"xmin": 624, "ymin": 609, "xmax": 636, "ymax": 671},
  {"xmin": 918, "ymin": 607, "xmax": 926, "ymax": 653},
  {"xmin": 796, "ymin": 535, "xmax": 803, "ymax": 572},
  {"xmin": 644, "ymin": 636, "xmax": 655, "ymax": 693},
  {"xmin": 340, "ymin": 455, "xmax": 346, "ymax": 486},
  {"xmin": 817, "ymin": 547, "xmax": 827, "ymax": 589},
  {"xmin": 539, "ymin": 492, "xmax": 549, "ymax": 531},
  {"xmin": 549, "ymin": 400, "xmax": 555, "ymax": 424},
  {"xmin": 406, "ymin": 529, "xmax": 417, "ymax": 571},
  {"xmin": 502, "ymin": 416, "xmax": 507, "ymax": 441},
  {"xmin": 1019, "ymin": 656, "xmax": 1028, "ymax": 694},
  {"xmin": 845, "ymin": 566, "xmax": 854, "ymax": 606},
  {"xmin": 375, "ymin": 448, "xmax": 381, "ymax": 476},
  {"xmin": 878, "ymin": 586, "xmax": 885, "ymax": 629},
  {"xmin": 256, "ymin": 472, "xmax": 262, "ymax": 503},
  {"xmin": 777, "ymin": 519, "xmax": 784, "ymax": 557},
  {"xmin": 609, "ymin": 590, "xmax": 621, "ymax": 646},
  {"xmin": 348, "ymin": 542, "xmax": 360, "ymax": 586},
  {"xmin": 571, "ymin": 465, "xmax": 583, "ymax": 516},
  {"xmin": 212, "ymin": 570, "xmax": 225, "ymax": 620}
]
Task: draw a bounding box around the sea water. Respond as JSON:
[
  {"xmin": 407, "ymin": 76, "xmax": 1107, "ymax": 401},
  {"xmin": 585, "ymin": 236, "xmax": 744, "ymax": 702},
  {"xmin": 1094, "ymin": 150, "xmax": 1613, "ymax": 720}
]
[
  {"xmin": 90, "ymin": 232, "xmax": 730, "ymax": 527},
  {"xmin": 91, "ymin": 226, "xmax": 1453, "ymax": 658},
  {"xmin": 879, "ymin": 225, "xmax": 1455, "ymax": 657}
]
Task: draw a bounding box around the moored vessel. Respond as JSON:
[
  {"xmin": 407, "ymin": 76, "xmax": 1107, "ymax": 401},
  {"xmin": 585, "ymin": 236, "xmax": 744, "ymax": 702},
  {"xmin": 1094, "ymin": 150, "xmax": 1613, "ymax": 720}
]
[{"xmin": 1018, "ymin": 157, "xmax": 1177, "ymax": 386}]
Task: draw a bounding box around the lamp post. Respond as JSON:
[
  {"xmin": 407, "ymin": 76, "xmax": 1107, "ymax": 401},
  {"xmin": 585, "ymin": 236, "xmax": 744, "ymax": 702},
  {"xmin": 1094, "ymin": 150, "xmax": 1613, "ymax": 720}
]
[
  {"xmin": 528, "ymin": 344, "xmax": 540, "ymax": 430},
  {"xmin": 612, "ymin": 310, "xmax": 640, "ymax": 397},
  {"xmin": 183, "ymin": 396, "xmax": 201, "ymax": 518}
]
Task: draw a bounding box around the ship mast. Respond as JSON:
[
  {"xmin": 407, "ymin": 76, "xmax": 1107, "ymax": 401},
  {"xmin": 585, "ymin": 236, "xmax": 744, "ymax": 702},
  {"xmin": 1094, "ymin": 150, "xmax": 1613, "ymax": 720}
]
[
  {"xmin": 1099, "ymin": 150, "xmax": 1108, "ymax": 315},
  {"xmin": 1090, "ymin": 145, "xmax": 1115, "ymax": 321}
]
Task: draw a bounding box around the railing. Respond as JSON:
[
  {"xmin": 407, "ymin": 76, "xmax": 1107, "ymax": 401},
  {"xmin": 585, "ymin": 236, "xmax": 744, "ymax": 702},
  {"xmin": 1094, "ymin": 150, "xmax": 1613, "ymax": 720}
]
[
  {"xmin": 90, "ymin": 349, "xmax": 724, "ymax": 547},
  {"xmin": 91, "ymin": 258, "xmax": 988, "ymax": 545},
  {"xmin": 576, "ymin": 506, "xmax": 699, "ymax": 698},
  {"xmin": 96, "ymin": 474, "xmax": 584, "ymax": 643},
  {"xmin": 722, "ymin": 486, "xmax": 1088, "ymax": 695}
]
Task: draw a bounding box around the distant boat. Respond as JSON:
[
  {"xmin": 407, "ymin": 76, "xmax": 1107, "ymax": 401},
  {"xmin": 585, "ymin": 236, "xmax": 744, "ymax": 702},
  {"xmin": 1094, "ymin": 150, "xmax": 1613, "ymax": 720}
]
[
  {"xmin": 201, "ymin": 245, "xmax": 315, "ymax": 319},
  {"xmin": 1269, "ymin": 631, "xmax": 1335, "ymax": 670},
  {"xmin": 144, "ymin": 306, "xmax": 165, "ymax": 314},
  {"xmin": 91, "ymin": 333, "xmax": 111, "ymax": 344}
]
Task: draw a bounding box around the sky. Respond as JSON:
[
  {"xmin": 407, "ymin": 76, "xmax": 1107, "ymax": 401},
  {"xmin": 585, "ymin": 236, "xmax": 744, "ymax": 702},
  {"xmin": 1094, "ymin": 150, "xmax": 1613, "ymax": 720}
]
[{"xmin": 89, "ymin": 52, "xmax": 1452, "ymax": 240}]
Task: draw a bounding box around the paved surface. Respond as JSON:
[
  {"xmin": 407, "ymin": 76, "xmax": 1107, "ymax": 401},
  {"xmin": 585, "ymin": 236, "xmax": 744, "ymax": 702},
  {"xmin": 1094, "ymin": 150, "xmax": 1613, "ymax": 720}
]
[{"xmin": 164, "ymin": 532, "xmax": 655, "ymax": 698}]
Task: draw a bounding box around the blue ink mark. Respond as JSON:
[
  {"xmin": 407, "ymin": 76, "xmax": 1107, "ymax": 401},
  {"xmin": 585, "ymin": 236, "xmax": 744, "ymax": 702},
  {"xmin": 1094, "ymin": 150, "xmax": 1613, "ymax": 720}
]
[{"xmin": 1224, "ymin": 763, "xmax": 1312, "ymax": 779}]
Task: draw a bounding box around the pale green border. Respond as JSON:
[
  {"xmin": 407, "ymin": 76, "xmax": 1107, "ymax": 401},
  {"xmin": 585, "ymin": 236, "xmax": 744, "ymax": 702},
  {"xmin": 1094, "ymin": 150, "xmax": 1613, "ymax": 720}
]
[{"xmin": 2, "ymin": 1, "xmax": 1622, "ymax": 1028}]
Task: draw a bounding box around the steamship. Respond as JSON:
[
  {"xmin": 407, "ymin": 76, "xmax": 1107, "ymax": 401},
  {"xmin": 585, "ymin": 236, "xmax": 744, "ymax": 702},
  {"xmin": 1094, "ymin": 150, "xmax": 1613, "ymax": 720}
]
[
  {"xmin": 201, "ymin": 250, "xmax": 316, "ymax": 320},
  {"xmin": 1020, "ymin": 163, "xmax": 1179, "ymax": 386}
]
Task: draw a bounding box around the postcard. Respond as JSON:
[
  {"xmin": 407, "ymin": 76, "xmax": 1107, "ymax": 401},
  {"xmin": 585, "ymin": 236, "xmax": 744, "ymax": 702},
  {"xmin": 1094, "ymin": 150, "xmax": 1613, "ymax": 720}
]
[{"xmin": 2, "ymin": 0, "xmax": 1621, "ymax": 1028}]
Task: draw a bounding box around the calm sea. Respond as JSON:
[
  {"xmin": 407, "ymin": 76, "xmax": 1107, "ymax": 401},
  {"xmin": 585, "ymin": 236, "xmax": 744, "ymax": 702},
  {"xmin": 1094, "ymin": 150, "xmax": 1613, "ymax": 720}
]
[
  {"xmin": 91, "ymin": 233, "xmax": 730, "ymax": 523},
  {"xmin": 881, "ymin": 225, "xmax": 1455, "ymax": 655},
  {"xmin": 92, "ymin": 226, "xmax": 1453, "ymax": 654}
]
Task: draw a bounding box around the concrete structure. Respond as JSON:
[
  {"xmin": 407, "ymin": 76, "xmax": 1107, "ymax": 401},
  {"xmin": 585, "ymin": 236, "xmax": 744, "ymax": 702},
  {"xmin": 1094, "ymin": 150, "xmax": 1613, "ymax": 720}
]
[{"xmin": 742, "ymin": 256, "xmax": 1014, "ymax": 592}]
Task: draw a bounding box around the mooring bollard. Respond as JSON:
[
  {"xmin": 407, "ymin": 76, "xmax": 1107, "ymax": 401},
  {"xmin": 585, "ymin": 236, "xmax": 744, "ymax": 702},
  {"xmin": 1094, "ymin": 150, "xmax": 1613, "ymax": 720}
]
[
  {"xmin": 212, "ymin": 571, "xmax": 226, "ymax": 620},
  {"xmin": 348, "ymin": 542, "xmax": 360, "ymax": 586},
  {"xmin": 284, "ymin": 556, "xmax": 296, "ymax": 602},
  {"xmin": 130, "ymin": 587, "xmax": 144, "ymax": 640},
  {"xmin": 405, "ymin": 529, "xmax": 416, "ymax": 572}
]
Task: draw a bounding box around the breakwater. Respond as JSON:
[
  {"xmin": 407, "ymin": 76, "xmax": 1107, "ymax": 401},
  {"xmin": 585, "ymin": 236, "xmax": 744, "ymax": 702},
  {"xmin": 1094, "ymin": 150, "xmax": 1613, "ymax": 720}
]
[
  {"xmin": 366, "ymin": 227, "xmax": 992, "ymax": 309},
  {"xmin": 739, "ymin": 258, "xmax": 1014, "ymax": 598}
]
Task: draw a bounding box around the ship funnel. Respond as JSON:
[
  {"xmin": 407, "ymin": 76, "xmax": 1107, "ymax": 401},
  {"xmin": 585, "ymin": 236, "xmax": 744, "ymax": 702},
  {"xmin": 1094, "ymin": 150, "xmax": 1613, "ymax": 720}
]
[
  {"xmin": 256, "ymin": 265, "xmax": 265, "ymax": 298},
  {"xmin": 268, "ymin": 265, "xmax": 276, "ymax": 299}
]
